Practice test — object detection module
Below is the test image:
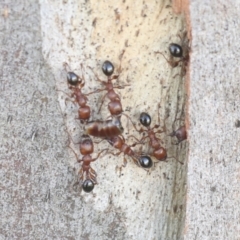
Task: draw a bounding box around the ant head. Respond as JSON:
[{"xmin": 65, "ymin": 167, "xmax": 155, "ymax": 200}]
[
  {"xmin": 169, "ymin": 43, "xmax": 183, "ymax": 58},
  {"xmin": 102, "ymin": 61, "xmax": 114, "ymax": 76},
  {"xmin": 139, "ymin": 112, "xmax": 151, "ymax": 127},
  {"xmin": 82, "ymin": 179, "xmax": 94, "ymax": 193},
  {"xmin": 67, "ymin": 72, "xmax": 81, "ymax": 86},
  {"xmin": 139, "ymin": 156, "xmax": 153, "ymax": 168}
]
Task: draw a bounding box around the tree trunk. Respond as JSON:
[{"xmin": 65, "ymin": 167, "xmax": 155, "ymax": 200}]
[
  {"xmin": 5, "ymin": 0, "xmax": 235, "ymax": 239},
  {"xmin": 185, "ymin": 1, "xmax": 240, "ymax": 239}
]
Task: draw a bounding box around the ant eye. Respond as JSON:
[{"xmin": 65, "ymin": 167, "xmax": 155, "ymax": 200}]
[
  {"xmin": 67, "ymin": 72, "xmax": 79, "ymax": 86},
  {"xmin": 139, "ymin": 112, "xmax": 151, "ymax": 127},
  {"xmin": 169, "ymin": 43, "xmax": 183, "ymax": 58},
  {"xmin": 82, "ymin": 179, "xmax": 94, "ymax": 193},
  {"xmin": 139, "ymin": 156, "xmax": 153, "ymax": 168},
  {"xmin": 102, "ymin": 61, "xmax": 114, "ymax": 76}
]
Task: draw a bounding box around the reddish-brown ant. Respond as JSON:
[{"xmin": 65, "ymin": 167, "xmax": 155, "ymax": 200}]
[
  {"xmin": 106, "ymin": 135, "xmax": 153, "ymax": 168},
  {"xmin": 69, "ymin": 134, "xmax": 107, "ymax": 193},
  {"xmin": 85, "ymin": 116, "xmax": 124, "ymax": 139},
  {"xmin": 169, "ymin": 107, "xmax": 187, "ymax": 144},
  {"xmin": 88, "ymin": 54, "xmax": 129, "ymax": 118},
  {"xmin": 62, "ymin": 63, "xmax": 96, "ymax": 123},
  {"xmin": 133, "ymin": 112, "xmax": 183, "ymax": 164},
  {"xmin": 66, "ymin": 68, "xmax": 92, "ymax": 123},
  {"xmin": 84, "ymin": 57, "xmax": 133, "ymax": 139},
  {"xmin": 155, "ymin": 33, "xmax": 189, "ymax": 75},
  {"xmin": 138, "ymin": 112, "xmax": 168, "ymax": 162}
]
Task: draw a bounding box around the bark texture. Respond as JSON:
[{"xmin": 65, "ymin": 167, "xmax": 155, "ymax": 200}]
[
  {"xmin": 185, "ymin": 1, "xmax": 240, "ymax": 239},
  {"xmin": 0, "ymin": 1, "xmax": 188, "ymax": 239}
]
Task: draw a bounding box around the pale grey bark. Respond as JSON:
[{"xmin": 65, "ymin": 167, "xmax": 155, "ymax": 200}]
[{"xmin": 185, "ymin": 1, "xmax": 240, "ymax": 239}]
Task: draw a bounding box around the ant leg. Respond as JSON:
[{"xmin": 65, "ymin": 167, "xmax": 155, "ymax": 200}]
[
  {"xmin": 92, "ymin": 148, "xmax": 109, "ymax": 161},
  {"xmin": 107, "ymin": 50, "xmax": 125, "ymax": 85},
  {"xmin": 79, "ymin": 168, "xmax": 84, "ymax": 181},
  {"xmin": 89, "ymin": 167, "xmax": 97, "ymax": 179},
  {"xmin": 172, "ymin": 73, "xmax": 182, "ymax": 79},
  {"xmin": 66, "ymin": 132, "xmax": 81, "ymax": 160},
  {"xmin": 155, "ymin": 51, "xmax": 180, "ymax": 68},
  {"xmin": 63, "ymin": 62, "xmax": 70, "ymax": 70},
  {"xmin": 90, "ymin": 176, "xmax": 98, "ymax": 185},
  {"xmin": 154, "ymin": 51, "xmax": 172, "ymax": 66},
  {"xmin": 122, "ymin": 156, "xmax": 128, "ymax": 168},
  {"xmin": 67, "ymin": 131, "xmax": 81, "ymax": 146},
  {"xmin": 109, "ymin": 74, "xmax": 119, "ymax": 81},
  {"xmin": 169, "ymin": 100, "xmax": 186, "ymax": 144},
  {"xmin": 93, "ymin": 138, "xmax": 105, "ymax": 144},
  {"xmin": 98, "ymin": 92, "xmax": 108, "ymax": 114},
  {"xmin": 119, "ymin": 155, "xmax": 130, "ymax": 173},
  {"xmin": 106, "ymin": 151, "xmax": 122, "ymax": 158},
  {"xmin": 113, "ymin": 84, "xmax": 131, "ymax": 89},
  {"xmin": 128, "ymin": 134, "xmax": 148, "ymax": 147},
  {"xmin": 88, "ymin": 66, "xmax": 106, "ymax": 84},
  {"xmin": 116, "ymin": 49, "xmax": 125, "ymax": 74},
  {"xmin": 56, "ymin": 89, "xmax": 72, "ymax": 98},
  {"xmin": 121, "ymin": 113, "xmax": 144, "ymax": 133},
  {"xmin": 56, "ymin": 89, "xmax": 77, "ymax": 108},
  {"xmin": 167, "ymin": 156, "xmax": 184, "ymax": 165},
  {"xmin": 151, "ymin": 104, "xmax": 168, "ymax": 133},
  {"xmin": 86, "ymin": 88, "xmax": 106, "ymax": 95},
  {"xmin": 127, "ymin": 134, "xmax": 140, "ymax": 143},
  {"xmin": 68, "ymin": 144, "xmax": 80, "ymax": 162},
  {"xmin": 130, "ymin": 153, "xmax": 142, "ymax": 167},
  {"xmin": 177, "ymin": 33, "xmax": 183, "ymax": 42},
  {"xmin": 153, "ymin": 129, "xmax": 166, "ymax": 142},
  {"xmin": 86, "ymin": 170, "xmax": 98, "ymax": 184},
  {"xmin": 121, "ymin": 113, "xmax": 134, "ymax": 133},
  {"xmin": 118, "ymin": 112, "xmax": 139, "ymax": 134},
  {"xmin": 79, "ymin": 63, "xmax": 86, "ymax": 86}
]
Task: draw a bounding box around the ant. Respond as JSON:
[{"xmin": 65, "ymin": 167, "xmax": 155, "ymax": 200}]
[
  {"xmin": 89, "ymin": 53, "xmax": 129, "ymax": 118},
  {"xmin": 63, "ymin": 63, "xmax": 96, "ymax": 123},
  {"xmin": 100, "ymin": 60, "xmax": 124, "ymax": 117},
  {"xmin": 85, "ymin": 116, "xmax": 124, "ymax": 139},
  {"xmin": 133, "ymin": 112, "xmax": 183, "ymax": 164},
  {"xmin": 66, "ymin": 69, "xmax": 91, "ymax": 123},
  {"xmin": 169, "ymin": 125, "xmax": 187, "ymax": 144},
  {"xmin": 85, "ymin": 58, "xmax": 134, "ymax": 139},
  {"xmin": 106, "ymin": 135, "xmax": 153, "ymax": 168},
  {"xmin": 69, "ymin": 134, "xmax": 107, "ymax": 193},
  {"xmin": 169, "ymin": 106, "xmax": 187, "ymax": 144},
  {"xmin": 155, "ymin": 33, "xmax": 189, "ymax": 75}
]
